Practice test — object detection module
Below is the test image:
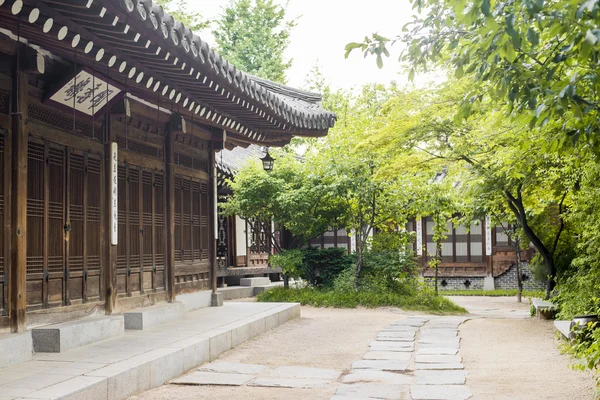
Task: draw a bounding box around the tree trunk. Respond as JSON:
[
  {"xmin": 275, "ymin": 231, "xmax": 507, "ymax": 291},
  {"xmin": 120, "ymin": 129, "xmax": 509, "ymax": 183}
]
[
  {"xmin": 435, "ymin": 240, "xmax": 441, "ymax": 296},
  {"xmin": 355, "ymin": 241, "xmax": 363, "ymax": 287},
  {"xmin": 283, "ymin": 274, "xmax": 289, "ymax": 289},
  {"xmin": 515, "ymin": 237, "xmax": 523, "ymax": 303},
  {"xmin": 505, "ymin": 188, "xmax": 556, "ymax": 300}
]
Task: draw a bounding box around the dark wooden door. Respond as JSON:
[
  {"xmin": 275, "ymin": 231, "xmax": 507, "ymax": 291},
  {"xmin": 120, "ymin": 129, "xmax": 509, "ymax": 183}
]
[
  {"xmin": 26, "ymin": 139, "xmax": 104, "ymax": 310},
  {"xmin": 116, "ymin": 164, "xmax": 166, "ymax": 297}
]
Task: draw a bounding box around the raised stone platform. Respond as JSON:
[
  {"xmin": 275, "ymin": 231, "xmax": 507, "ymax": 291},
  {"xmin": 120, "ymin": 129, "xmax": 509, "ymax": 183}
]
[
  {"xmin": 240, "ymin": 277, "xmax": 271, "ymax": 287},
  {"xmin": 176, "ymin": 290, "xmax": 212, "ymax": 312},
  {"xmin": 0, "ymin": 331, "xmax": 33, "ymax": 368},
  {"xmin": 0, "ymin": 302, "xmax": 300, "ymax": 400},
  {"xmin": 32, "ymin": 315, "xmax": 124, "ymax": 353},
  {"xmin": 124, "ymin": 302, "xmax": 185, "ymax": 330}
]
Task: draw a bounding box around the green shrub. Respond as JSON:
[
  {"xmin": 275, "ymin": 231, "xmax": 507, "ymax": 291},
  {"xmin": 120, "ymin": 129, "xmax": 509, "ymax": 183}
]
[
  {"xmin": 269, "ymin": 249, "xmax": 304, "ymax": 280},
  {"xmin": 256, "ymin": 286, "xmax": 467, "ymax": 314},
  {"xmin": 301, "ymin": 247, "xmax": 353, "ymax": 288}
]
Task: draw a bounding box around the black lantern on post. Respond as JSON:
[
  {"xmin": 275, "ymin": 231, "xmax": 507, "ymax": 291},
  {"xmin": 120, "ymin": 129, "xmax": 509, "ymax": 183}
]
[{"xmin": 260, "ymin": 149, "xmax": 274, "ymax": 172}]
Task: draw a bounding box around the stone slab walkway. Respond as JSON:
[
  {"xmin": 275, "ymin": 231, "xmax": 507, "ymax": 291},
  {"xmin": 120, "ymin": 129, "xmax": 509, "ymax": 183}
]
[
  {"xmin": 0, "ymin": 302, "xmax": 299, "ymax": 400},
  {"xmin": 170, "ymin": 315, "xmax": 472, "ymax": 400}
]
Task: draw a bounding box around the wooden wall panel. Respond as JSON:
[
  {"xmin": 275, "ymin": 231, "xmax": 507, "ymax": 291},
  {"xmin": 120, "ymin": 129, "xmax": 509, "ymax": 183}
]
[{"xmin": 174, "ymin": 174, "xmax": 210, "ymax": 293}]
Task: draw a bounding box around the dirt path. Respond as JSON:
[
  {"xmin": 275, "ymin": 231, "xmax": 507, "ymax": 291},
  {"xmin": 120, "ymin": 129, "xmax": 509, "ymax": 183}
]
[
  {"xmin": 129, "ymin": 298, "xmax": 598, "ymax": 400},
  {"xmin": 452, "ymin": 296, "xmax": 598, "ymax": 400}
]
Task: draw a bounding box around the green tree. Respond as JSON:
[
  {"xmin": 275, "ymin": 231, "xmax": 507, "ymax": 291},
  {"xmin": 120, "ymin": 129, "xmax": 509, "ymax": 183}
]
[
  {"xmin": 213, "ymin": 0, "xmax": 296, "ymax": 83},
  {"xmin": 347, "ymin": 0, "xmax": 600, "ymax": 149},
  {"xmin": 156, "ymin": 0, "xmax": 212, "ymax": 32},
  {"xmin": 367, "ymin": 79, "xmax": 580, "ymax": 297}
]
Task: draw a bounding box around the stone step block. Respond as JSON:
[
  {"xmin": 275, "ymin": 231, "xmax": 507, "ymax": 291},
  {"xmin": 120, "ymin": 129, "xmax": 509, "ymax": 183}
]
[
  {"xmin": 176, "ymin": 290, "xmax": 212, "ymax": 312},
  {"xmin": 32, "ymin": 315, "xmax": 124, "ymax": 353},
  {"xmin": 0, "ymin": 332, "xmax": 33, "ymax": 368},
  {"xmin": 240, "ymin": 277, "xmax": 271, "ymax": 287},
  {"xmin": 351, "ymin": 359, "xmax": 410, "ymax": 371},
  {"xmin": 124, "ymin": 302, "xmax": 185, "ymax": 330},
  {"xmin": 415, "ymin": 370, "xmax": 467, "ymax": 385}
]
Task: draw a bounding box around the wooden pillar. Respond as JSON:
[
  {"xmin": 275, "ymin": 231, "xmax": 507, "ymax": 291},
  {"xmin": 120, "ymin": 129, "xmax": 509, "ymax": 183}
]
[
  {"xmin": 210, "ymin": 142, "xmax": 217, "ymax": 295},
  {"xmin": 104, "ymin": 112, "xmax": 117, "ymax": 314},
  {"xmin": 165, "ymin": 128, "xmax": 176, "ymax": 302},
  {"xmin": 9, "ymin": 68, "xmax": 28, "ymax": 332}
]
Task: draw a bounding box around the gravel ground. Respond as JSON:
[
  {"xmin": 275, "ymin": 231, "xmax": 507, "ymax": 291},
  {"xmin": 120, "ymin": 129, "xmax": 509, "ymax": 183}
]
[
  {"xmin": 452, "ymin": 296, "xmax": 598, "ymax": 400},
  {"xmin": 129, "ymin": 297, "xmax": 598, "ymax": 400}
]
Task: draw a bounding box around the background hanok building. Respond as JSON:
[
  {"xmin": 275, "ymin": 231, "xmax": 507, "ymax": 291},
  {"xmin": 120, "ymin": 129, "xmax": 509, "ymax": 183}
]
[
  {"xmin": 0, "ymin": 0, "xmax": 335, "ymax": 332},
  {"xmin": 215, "ymin": 144, "xmax": 280, "ymax": 286},
  {"xmin": 407, "ymin": 216, "xmax": 546, "ymax": 291}
]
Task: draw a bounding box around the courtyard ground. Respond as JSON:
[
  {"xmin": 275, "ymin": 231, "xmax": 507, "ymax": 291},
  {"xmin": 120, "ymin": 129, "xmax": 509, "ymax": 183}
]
[{"xmin": 129, "ymin": 296, "xmax": 598, "ymax": 400}]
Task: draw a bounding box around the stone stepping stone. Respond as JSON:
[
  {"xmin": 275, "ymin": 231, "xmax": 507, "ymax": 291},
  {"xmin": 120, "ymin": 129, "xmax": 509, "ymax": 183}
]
[
  {"xmin": 410, "ymin": 384, "xmax": 472, "ymax": 400},
  {"xmin": 378, "ymin": 331, "xmax": 416, "ymax": 339},
  {"xmin": 380, "ymin": 326, "xmax": 418, "ymax": 333},
  {"xmin": 418, "ymin": 342, "xmax": 459, "ymax": 350},
  {"xmin": 376, "ymin": 336, "xmax": 414, "ymax": 342},
  {"xmin": 369, "ymin": 342, "xmax": 414, "ymax": 352},
  {"xmin": 415, "ymin": 355, "xmax": 461, "ymax": 364},
  {"xmin": 363, "ymin": 351, "xmax": 412, "ymax": 361},
  {"xmin": 336, "ymin": 382, "xmax": 409, "ymax": 399},
  {"xmin": 250, "ymin": 377, "xmax": 330, "ymax": 389},
  {"xmin": 267, "ymin": 366, "xmax": 341, "ymax": 380},
  {"xmin": 425, "ymin": 323, "xmax": 463, "ymax": 330},
  {"xmin": 419, "ymin": 330, "xmax": 458, "ymax": 338},
  {"xmin": 342, "ymin": 370, "xmax": 413, "ymax": 385},
  {"xmin": 171, "ymin": 371, "xmax": 254, "ymax": 386},
  {"xmin": 416, "ymin": 348, "xmax": 458, "ymax": 356},
  {"xmin": 198, "ymin": 362, "xmax": 267, "ymax": 375},
  {"xmin": 418, "ymin": 338, "xmax": 460, "ymax": 346},
  {"xmin": 351, "ymin": 359, "xmax": 410, "ymax": 371},
  {"xmin": 414, "ymin": 363, "xmax": 464, "ymax": 370},
  {"xmin": 415, "ymin": 370, "xmax": 467, "ymax": 385}
]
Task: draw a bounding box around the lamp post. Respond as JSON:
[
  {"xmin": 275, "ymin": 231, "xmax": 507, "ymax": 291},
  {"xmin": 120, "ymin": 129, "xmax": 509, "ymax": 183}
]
[{"xmin": 260, "ymin": 149, "xmax": 274, "ymax": 172}]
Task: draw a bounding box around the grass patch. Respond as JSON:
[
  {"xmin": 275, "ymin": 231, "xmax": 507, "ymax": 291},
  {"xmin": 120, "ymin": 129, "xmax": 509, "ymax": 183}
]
[
  {"xmin": 440, "ymin": 289, "xmax": 545, "ymax": 298},
  {"xmin": 256, "ymin": 287, "xmax": 467, "ymax": 314}
]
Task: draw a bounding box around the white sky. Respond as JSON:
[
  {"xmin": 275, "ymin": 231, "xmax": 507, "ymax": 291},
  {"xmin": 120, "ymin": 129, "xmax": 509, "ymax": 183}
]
[{"xmin": 185, "ymin": 0, "xmax": 437, "ymax": 91}]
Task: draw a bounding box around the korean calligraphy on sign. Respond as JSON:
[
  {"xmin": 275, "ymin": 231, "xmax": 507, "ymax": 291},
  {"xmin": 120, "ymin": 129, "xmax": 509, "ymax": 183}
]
[{"xmin": 47, "ymin": 69, "xmax": 123, "ymax": 117}]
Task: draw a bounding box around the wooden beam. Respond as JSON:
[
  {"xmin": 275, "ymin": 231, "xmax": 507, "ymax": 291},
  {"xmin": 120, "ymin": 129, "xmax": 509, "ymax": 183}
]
[
  {"xmin": 9, "ymin": 67, "xmax": 28, "ymax": 332},
  {"xmin": 104, "ymin": 113, "xmax": 117, "ymax": 314},
  {"xmin": 165, "ymin": 123, "xmax": 176, "ymax": 302}
]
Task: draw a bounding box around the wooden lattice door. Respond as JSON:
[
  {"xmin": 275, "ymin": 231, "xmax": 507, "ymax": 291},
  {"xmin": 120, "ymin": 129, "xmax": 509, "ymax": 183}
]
[
  {"xmin": 66, "ymin": 150, "xmax": 103, "ymax": 304},
  {"xmin": 26, "ymin": 139, "xmax": 104, "ymax": 310},
  {"xmin": 116, "ymin": 165, "xmax": 166, "ymax": 297}
]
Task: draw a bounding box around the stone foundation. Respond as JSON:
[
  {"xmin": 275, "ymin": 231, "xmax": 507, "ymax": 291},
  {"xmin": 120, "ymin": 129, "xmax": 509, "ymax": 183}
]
[
  {"xmin": 494, "ymin": 263, "xmax": 546, "ymax": 291},
  {"xmin": 423, "ymin": 277, "xmax": 485, "ymax": 291},
  {"xmin": 423, "ymin": 263, "xmax": 546, "ymax": 291}
]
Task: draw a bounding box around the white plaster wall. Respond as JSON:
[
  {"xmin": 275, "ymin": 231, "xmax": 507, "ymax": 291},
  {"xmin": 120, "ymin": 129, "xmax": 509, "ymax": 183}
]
[{"xmin": 236, "ymin": 216, "xmax": 247, "ymax": 257}]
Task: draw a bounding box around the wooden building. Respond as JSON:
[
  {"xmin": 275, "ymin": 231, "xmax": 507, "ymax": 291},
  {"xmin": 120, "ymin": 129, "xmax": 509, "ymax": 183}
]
[
  {"xmin": 407, "ymin": 216, "xmax": 544, "ymax": 291},
  {"xmin": 216, "ymin": 145, "xmax": 280, "ymax": 283},
  {"xmin": 0, "ymin": 0, "xmax": 335, "ymax": 332}
]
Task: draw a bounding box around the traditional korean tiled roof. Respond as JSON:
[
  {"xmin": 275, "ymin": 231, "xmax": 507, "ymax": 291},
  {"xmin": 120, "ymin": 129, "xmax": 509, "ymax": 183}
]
[
  {"xmin": 216, "ymin": 144, "xmax": 267, "ymax": 178},
  {"xmin": 0, "ymin": 0, "xmax": 336, "ymax": 146}
]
